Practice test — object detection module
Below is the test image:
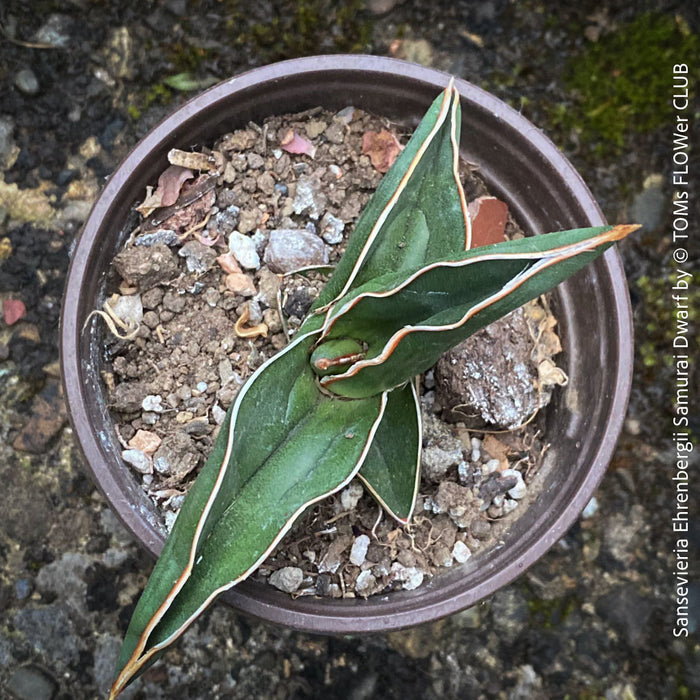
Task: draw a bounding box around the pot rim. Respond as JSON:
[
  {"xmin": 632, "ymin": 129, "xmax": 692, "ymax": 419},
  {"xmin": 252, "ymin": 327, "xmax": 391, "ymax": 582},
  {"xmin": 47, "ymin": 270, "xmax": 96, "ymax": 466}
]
[{"xmin": 60, "ymin": 54, "xmax": 633, "ymax": 633}]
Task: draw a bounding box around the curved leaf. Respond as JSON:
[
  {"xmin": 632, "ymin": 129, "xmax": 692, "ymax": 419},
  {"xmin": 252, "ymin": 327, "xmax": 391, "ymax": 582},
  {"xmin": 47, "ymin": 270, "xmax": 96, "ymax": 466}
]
[
  {"xmin": 316, "ymin": 225, "xmax": 639, "ymax": 398},
  {"xmin": 309, "ymin": 83, "xmax": 469, "ymax": 314},
  {"xmin": 358, "ymin": 379, "xmax": 421, "ymax": 524},
  {"xmin": 110, "ymin": 325, "xmax": 386, "ymax": 697}
]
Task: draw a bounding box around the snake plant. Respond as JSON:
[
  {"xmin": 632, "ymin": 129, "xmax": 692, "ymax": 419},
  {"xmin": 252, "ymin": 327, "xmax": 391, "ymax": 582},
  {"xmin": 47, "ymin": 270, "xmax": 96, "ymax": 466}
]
[{"xmin": 110, "ymin": 81, "xmax": 637, "ymax": 697}]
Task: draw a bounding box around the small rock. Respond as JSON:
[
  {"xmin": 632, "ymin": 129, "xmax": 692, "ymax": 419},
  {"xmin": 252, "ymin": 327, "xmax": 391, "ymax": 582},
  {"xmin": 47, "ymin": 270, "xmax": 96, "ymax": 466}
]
[
  {"xmin": 121, "ymin": 449, "xmax": 152, "ymax": 474},
  {"xmin": 268, "ymin": 566, "xmax": 304, "ymax": 593},
  {"xmin": 33, "ymin": 13, "xmax": 73, "ymax": 48},
  {"xmin": 128, "ymin": 429, "xmax": 161, "ymax": 454},
  {"xmin": 452, "ymin": 540, "xmax": 472, "ymax": 563},
  {"xmin": 14, "ymin": 68, "xmax": 40, "ymax": 96},
  {"xmin": 6, "ymin": 664, "xmax": 58, "ymax": 700},
  {"xmin": 237, "ymin": 208, "xmax": 259, "ymax": 234},
  {"xmin": 467, "ymin": 196, "xmax": 508, "ymax": 247},
  {"xmin": 390, "ymin": 562, "xmax": 424, "ymax": 591},
  {"xmin": 213, "ymin": 205, "xmax": 240, "ymax": 234},
  {"xmin": 256, "ymin": 267, "xmax": 281, "ymax": 308},
  {"xmin": 212, "ymin": 403, "xmax": 227, "ymax": 425},
  {"xmin": 225, "ymin": 271, "xmax": 257, "ymax": 296},
  {"xmin": 340, "ymin": 481, "xmax": 364, "ymax": 511},
  {"xmin": 113, "ymin": 244, "xmax": 178, "ymax": 290},
  {"xmin": 229, "ymin": 231, "xmax": 261, "ymax": 270},
  {"xmin": 264, "ymin": 228, "xmax": 329, "ymax": 273},
  {"xmin": 595, "ymin": 584, "xmax": 654, "ymax": 647},
  {"xmin": 470, "ymin": 437, "xmax": 481, "ymax": 463},
  {"xmin": 320, "ymin": 211, "xmax": 345, "ymax": 244},
  {"xmin": 15, "ymin": 578, "xmax": 33, "ymax": 600},
  {"xmin": 430, "ymin": 543, "xmax": 453, "ymax": 568},
  {"xmin": 324, "ymin": 121, "xmax": 346, "ymax": 145},
  {"xmin": 292, "ymin": 175, "xmax": 327, "ymax": 220},
  {"xmin": 421, "ymin": 444, "xmax": 464, "ymax": 483},
  {"xmin": 153, "ymin": 432, "xmax": 200, "ymax": 477},
  {"xmin": 141, "ymin": 395, "xmax": 164, "ymax": 413},
  {"xmin": 503, "ymin": 468, "xmax": 527, "ymax": 499},
  {"xmin": 318, "ymin": 535, "xmax": 352, "ymax": 574},
  {"xmin": 178, "ymin": 239, "xmax": 218, "ymax": 273},
  {"xmin": 350, "ymin": 534, "xmax": 370, "ymax": 566},
  {"xmin": 581, "ymin": 496, "xmax": 599, "ymax": 519},
  {"xmin": 355, "ymin": 570, "xmax": 377, "ymax": 597}
]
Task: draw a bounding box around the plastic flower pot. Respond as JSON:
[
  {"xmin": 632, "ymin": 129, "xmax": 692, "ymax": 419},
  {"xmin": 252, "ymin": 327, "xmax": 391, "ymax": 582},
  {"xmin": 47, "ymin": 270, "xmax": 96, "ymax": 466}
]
[{"xmin": 60, "ymin": 55, "xmax": 633, "ymax": 634}]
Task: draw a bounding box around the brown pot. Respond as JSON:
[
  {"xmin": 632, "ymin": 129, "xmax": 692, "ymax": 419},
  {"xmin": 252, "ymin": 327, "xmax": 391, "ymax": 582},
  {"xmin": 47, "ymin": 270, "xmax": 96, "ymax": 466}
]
[{"xmin": 60, "ymin": 55, "xmax": 633, "ymax": 633}]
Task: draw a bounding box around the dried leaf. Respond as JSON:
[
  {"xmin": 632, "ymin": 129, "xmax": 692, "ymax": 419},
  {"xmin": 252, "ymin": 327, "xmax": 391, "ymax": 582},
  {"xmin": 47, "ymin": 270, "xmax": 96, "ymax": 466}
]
[
  {"xmin": 168, "ymin": 149, "xmax": 217, "ymax": 172},
  {"xmin": 362, "ymin": 130, "xmax": 403, "ymax": 173},
  {"xmin": 538, "ymin": 359, "xmax": 568, "ymax": 387},
  {"xmin": 280, "ymin": 129, "xmax": 316, "ymax": 158}
]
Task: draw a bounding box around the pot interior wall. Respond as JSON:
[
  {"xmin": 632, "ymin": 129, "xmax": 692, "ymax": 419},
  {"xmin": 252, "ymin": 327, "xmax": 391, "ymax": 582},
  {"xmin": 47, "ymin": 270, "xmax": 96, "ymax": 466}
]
[{"xmin": 62, "ymin": 57, "xmax": 631, "ymax": 632}]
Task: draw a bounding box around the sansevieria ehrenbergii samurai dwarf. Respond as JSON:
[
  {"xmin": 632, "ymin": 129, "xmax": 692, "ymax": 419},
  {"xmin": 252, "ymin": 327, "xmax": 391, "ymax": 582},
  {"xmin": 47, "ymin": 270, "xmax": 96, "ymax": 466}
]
[{"xmin": 110, "ymin": 80, "xmax": 638, "ymax": 697}]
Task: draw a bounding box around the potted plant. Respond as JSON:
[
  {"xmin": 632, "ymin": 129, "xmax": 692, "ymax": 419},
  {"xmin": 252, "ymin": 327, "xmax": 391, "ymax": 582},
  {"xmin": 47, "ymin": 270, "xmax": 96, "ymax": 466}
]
[{"xmin": 60, "ymin": 56, "xmax": 635, "ymax": 697}]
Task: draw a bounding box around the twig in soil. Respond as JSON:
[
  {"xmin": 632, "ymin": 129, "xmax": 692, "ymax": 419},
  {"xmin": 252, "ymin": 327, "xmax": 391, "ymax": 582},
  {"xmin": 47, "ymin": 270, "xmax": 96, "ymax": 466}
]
[
  {"xmin": 0, "ymin": 22, "xmax": 60, "ymax": 49},
  {"xmin": 371, "ymin": 505, "xmax": 383, "ymax": 540},
  {"xmin": 177, "ymin": 211, "xmax": 212, "ymax": 242},
  {"xmin": 277, "ymin": 288, "xmax": 291, "ymax": 340},
  {"xmin": 83, "ymin": 296, "xmax": 140, "ymax": 341}
]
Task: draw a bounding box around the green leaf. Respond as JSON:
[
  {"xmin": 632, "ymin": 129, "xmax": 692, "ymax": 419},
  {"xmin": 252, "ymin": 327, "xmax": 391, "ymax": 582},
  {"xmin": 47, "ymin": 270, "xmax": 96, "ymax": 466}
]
[
  {"xmin": 358, "ymin": 379, "xmax": 421, "ymax": 524},
  {"xmin": 305, "ymin": 82, "xmax": 468, "ymax": 521},
  {"xmin": 316, "ymin": 225, "xmax": 638, "ymax": 398},
  {"xmin": 308, "ymin": 83, "xmax": 469, "ymax": 315},
  {"xmin": 110, "ymin": 326, "xmax": 386, "ymax": 697},
  {"xmin": 163, "ymin": 72, "xmax": 219, "ymax": 92}
]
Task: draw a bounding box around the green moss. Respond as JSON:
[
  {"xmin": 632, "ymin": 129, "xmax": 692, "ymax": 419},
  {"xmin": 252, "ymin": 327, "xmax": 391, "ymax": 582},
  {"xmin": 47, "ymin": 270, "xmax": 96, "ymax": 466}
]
[
  {"xmin": 527, "ymin": 594, "xmax": 578, "ymax": 629},
  {"xmin": 556, "ymin": 13, "xmax": 700, "ymax": 153}
]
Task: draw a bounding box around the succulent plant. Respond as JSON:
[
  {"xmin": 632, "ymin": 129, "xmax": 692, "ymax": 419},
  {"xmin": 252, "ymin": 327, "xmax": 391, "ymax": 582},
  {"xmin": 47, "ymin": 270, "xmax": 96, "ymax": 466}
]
[{"xmin": 110, "ymin": 81, "xmax": 637, "ymax": 697}]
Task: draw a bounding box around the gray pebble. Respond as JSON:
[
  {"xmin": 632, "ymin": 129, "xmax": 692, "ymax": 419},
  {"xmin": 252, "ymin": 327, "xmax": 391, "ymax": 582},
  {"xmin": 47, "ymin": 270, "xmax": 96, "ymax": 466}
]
[
  {"xmin": 141, "ymin": 395, "xmax": 164, "ymax": 413},
  {"xmin": 134, "ymin": 229, "xmax": 178, "ymax": 247},
  {"xmin": 340, "ymin": 481, "xmax": 364, "ymax": 511},
  {"xmin": 264, "ymin": 228, "xmax": 329, "ymax": 273},
  {"xmin": 320, "ymin": 212, "xmax": 345, "ymax": 244},
  {"xmin": 178, "ymin": 239, "xmax": 218, "ymax": 274},
  {"xmin": 452, "ymin": 540, "xmax": 472, "ymax": 563},
  {"xmin": 214, "ymin": 205, "xmax": 240, "ymax": 235},
  {"xmin": 228, "ymin": 231, "xmax": 261, "ymax": 270},
  {"xmin": 349, "ymin": 534, "xmax": 370, "ymax": 566},
  {"xmin": 503, "ymin": 468, "xmax": 527, "ymax": 499},
  {"xmin": 121, "ymin": 449, "xmax": 152, "ymax": 474},
  {"xmin": 292, "ymin": 175, "xmax": 327, "ymax": 220},
  {"xmin": 14, "ymin": 68, "xmax": 40, "ymax": 96},
  {"xmin": 355, "ymin": 569, "xmax": 376, "ymax": 597},
  {"xmin": 268, "ymin": 566, "xmax": 303, "ymax": 593},
  {"xmin": 6, "ymin": 664, "xmax": 58, "ymax": 700},
  {"xmin": 390, "ymin": 562, "xmax": 424, "ymax": 591},
  {"xmin": 33, "ymin": 13, "xmax": 73, "ymax": 48}
]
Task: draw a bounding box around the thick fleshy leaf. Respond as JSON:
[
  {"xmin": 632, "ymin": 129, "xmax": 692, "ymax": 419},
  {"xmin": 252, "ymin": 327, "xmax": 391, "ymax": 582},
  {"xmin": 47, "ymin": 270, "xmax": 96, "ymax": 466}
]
[
  {"xmin": 315, "ymin": 224, "xmax": 639, "ymax": 398},
  {"xmin": 305, "ymin": 83, "xmax": 468, "ymax": 519},
  {"xmin": 358, "ymin": 379, "xmax": 421, "ymax": 523},
  {"xmin": 308, "ymin": 83, "xmax": 469, "ymax": 315},
  {"xmin": 110, "ymin": 324, "xmax": 386, "ymax": 697}
]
